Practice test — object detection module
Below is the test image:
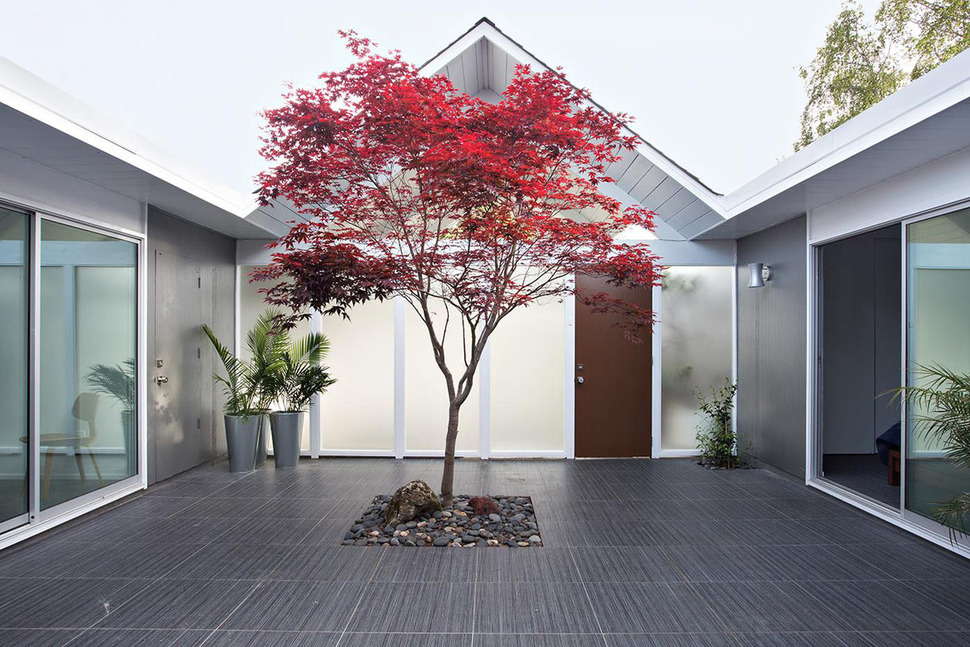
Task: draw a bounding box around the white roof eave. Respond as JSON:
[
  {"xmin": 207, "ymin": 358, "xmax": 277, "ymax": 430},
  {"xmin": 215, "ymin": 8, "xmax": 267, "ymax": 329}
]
[
  {"xmin": 0, "ymin": 56, "xmax": 274, "ymax": 237},
  {"xmin": 703, "ymin": 47, "xmax": 970, "ymax": 237}
]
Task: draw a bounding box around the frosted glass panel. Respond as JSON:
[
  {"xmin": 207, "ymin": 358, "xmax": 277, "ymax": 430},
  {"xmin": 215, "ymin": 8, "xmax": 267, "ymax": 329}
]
[
  {"xmin": 77, "ymin": 267, "xmax": 137, "ymax": 460},
  {"xmin": 320, "ymin": 299, "xmax": 395, "ymax": 451},
  {"xmin": 491, "ymin": 298, "xmax": 565, "ymax": 452},
  {"xmin": 240, "ymin": 268, "xmax": 311, "ymax": 451},
  {"xmin": 40, "ymin": 220, "xmax": 137, "ymax": 510},
  {"xmin": 0, "ymin": 207, "xmax": 27, "ymax": 526},
  {"xmin": 660, "ymin": 266, "xmax": 733, "ymax": 452},
  {"xmin": 906, "ymin": 208, "xmax": 970, "ymax": 523},
  {"xmin": 405, "ymin": 305, "xmax": 479, "ymax": 453}
]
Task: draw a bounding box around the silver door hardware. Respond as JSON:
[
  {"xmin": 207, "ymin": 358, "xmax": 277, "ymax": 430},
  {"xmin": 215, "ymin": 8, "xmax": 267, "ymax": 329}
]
[
  {"xmin": 156, "ymin": 359, "xmax": 164, "ymax": 368},
  {"xmin": 577, "ymin": 376, "xmax": 585, "ymax": 384},
  {"xmin": 577, "ymin": 364, "xmax": 584, "ymax": 371},
  {"xmin": 154, "ymin": 375, "xmax": 169, "ymax": 385}
]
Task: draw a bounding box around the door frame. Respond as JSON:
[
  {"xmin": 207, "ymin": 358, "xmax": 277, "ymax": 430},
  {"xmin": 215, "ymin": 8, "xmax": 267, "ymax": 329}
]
[{"xmin": 806, "ymin": 199, "xmax": 970, "ymax": 558}]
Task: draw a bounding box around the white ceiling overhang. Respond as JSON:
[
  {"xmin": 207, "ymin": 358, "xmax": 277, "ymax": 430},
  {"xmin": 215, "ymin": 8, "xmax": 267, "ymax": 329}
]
[
  {"xmin": 0, "ymin": 57, "xmax": 287, "ymax": 239},
  {"xmin": 419, "ymin": 18, "xmax": 727, "ymax": 242}
]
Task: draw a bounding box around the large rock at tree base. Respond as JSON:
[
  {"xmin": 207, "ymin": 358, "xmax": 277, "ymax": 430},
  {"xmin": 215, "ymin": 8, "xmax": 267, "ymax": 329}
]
[{"xmin": 384, "ymin": 479, "xmax": 442, "ymax": 526}]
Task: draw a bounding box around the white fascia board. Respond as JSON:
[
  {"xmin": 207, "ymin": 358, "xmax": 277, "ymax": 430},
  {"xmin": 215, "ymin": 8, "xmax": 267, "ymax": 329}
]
[
  {"xmin": 722, "ymin": 48, "xmax": 970, "ymax": 220},
  {"xmin": 0, "ymin": 57, "xmax": 259, "ymax": 219},
  {"xmin": 419, "ymin": 23, "xmax": 726, "ymax": 220}
]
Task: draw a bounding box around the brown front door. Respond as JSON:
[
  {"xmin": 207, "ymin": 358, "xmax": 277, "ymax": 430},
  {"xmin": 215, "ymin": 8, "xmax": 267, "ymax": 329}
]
[{"xmin": 575, "ymin": 275, "xmax": 652, "ymax": 457}]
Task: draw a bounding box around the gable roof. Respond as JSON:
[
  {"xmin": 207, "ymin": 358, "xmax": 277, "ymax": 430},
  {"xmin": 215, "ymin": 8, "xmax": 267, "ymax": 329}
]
[
  {"xmin": 420, "ymin": 18, "xmax": 728, "ymax": 241},
  {"xmin": 4, "ymin": 17, "xmax": 968, "ymax": 244}
]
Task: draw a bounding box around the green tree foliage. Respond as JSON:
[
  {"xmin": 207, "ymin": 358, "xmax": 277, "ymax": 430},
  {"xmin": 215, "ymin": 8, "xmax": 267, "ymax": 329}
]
[
  {"xmin": 879, "ymin": 0, "xmax": 970, "ymax": 79},
  {"xmin": 796, "ymin": 0, "xmax": 970, "ymax": 150}
]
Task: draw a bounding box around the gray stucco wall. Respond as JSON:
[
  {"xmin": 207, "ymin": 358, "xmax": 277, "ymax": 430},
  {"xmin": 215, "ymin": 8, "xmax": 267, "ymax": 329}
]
[
  {"xmin": 737, "ymin": 215, "xmax": 808, "ymax": 479},
  {"xmin": 147, "ymin": 207, "xmax": 236, "ymax": 484}
]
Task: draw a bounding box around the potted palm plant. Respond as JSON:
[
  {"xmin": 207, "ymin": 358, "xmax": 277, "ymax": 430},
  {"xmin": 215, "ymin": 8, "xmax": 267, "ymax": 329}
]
[
  {"xmin": 895, "ymin": 364, "xmax": 970, "ymax": 540},
  {"xmin": 266, "ymin": 331, "xmax": 335, "ymax": 468},
  {"xmin": 203, "ymin": 311, "xmax": 286, "ymax": 473},
  {"xmin": 85, "ymin": 358, "xmax": 136, "ymax": 472}
]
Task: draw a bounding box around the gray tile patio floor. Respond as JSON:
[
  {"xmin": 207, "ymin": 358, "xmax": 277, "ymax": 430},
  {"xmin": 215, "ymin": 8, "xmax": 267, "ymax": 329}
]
[{"xmin": 2, "ymin": 457, "xmax": 970, "ymax": 646}]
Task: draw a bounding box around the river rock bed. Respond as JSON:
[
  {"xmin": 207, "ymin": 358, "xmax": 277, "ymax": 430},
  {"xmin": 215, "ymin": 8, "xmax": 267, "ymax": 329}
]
[{"xmin": 342, "ymin": 495, "xmax": 542, "ymax": 548}]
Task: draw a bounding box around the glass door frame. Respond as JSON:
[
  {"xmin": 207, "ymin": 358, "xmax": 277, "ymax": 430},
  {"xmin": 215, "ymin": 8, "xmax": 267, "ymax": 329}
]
[
  {"xmin": 0, "ymin": 204, "xmax": 31, "ymax": 535},
  {"xmin": 1, "ymin": 204, "xmax": 147, "ymax": 540},
  {"xmin": 899, "ymin": 205, "xmax": 970, "ymax": 545},
  {"xmin": 808, "ymin": 199, "xmax": 970, "ymax": 556},
  {"xmin": 809, "ymin": 225, "xmax": 906, "ymax": 514}
]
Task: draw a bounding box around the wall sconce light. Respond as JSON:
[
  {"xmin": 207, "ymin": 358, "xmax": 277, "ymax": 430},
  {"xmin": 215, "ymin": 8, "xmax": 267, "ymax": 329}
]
[{"xmin": 747, "ymin": 262, "xmax": 771, "ymax": 288}]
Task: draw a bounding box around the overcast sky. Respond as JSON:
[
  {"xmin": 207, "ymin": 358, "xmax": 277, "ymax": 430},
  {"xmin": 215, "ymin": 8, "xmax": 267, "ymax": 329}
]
[{"xmin": 2, "ymin": 0, "xmax": 882, "ymax": 196}]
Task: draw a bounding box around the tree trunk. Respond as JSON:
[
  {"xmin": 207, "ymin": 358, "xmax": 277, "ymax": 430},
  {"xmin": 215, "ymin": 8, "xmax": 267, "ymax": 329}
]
[{"xmin": 440, "ymin": 400, "xmax": 461, "ymax": 507}]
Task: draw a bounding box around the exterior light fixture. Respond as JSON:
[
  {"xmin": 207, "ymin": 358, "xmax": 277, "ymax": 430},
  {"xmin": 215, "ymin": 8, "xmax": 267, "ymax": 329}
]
[{"xmin": 747, "ymin": 262, "xmax": 771, "ymax": 288}]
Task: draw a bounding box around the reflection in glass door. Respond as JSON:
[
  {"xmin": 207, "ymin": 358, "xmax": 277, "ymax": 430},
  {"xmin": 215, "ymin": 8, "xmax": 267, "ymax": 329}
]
[
  {"xmin": 39, "ymin": 219, "xmax": 138, "ymax": 511},
  {"xmin": 0, "ymin": 207, "xmax": 28, "ymax": 531},
  {"xmin": 906, "ymin": 208, "xmax": 970, "ymax": 529}
]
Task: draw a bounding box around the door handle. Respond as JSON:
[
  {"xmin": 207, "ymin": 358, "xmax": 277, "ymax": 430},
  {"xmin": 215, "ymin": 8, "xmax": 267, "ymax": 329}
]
[
  {"xmin": 576, "ymin": 376, "xmax": 585, "ymax": 385},
  {"xmin": 154, "ymin": 375, "xmax": 169, "ymax": 386}
]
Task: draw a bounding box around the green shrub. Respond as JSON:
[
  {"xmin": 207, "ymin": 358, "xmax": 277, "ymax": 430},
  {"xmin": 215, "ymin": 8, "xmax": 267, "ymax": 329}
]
[{"xmin": 694, "ymin": 379, "xmax": 739, "ymax": 468}]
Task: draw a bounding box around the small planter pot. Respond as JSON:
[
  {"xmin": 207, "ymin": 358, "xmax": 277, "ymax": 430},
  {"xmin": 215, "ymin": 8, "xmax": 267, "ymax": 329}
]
[
  {"xmin": 270, "ymin": 411, "xmax": 304, "ymax": 469},
  {"xmin": 224, "ymin": 414, "xmax": 260, "ymax": 473}
]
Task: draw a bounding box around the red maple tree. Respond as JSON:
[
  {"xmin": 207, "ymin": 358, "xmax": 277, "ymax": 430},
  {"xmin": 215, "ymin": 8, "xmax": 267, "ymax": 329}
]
[{"xmin": 255, "ymin": 32, "xmax": 662, "ymax": 503}]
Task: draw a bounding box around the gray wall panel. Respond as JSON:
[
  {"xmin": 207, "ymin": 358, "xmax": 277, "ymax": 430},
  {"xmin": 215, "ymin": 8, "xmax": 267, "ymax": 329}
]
[
  {"xmin": 147, "ymin": 207, "xmax": 235, "ymax": 484},
  {"xmin": 737, "ymin": 216, "xmax": 807, "ymax": 478}
]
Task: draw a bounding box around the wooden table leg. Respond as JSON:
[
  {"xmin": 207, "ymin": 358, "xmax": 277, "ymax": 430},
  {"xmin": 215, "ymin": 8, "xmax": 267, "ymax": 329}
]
[{"xmin": 42, "ymin": 451, "xmax": 54, "ymax": 500}]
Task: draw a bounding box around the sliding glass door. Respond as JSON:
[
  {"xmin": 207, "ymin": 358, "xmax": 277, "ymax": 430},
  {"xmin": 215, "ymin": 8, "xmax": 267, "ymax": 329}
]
[
  {"xmin": 905, "ymin": 207, "xmax": 970, "ymax": 531},
  {"xmin": 0, "ymin": 205, "xmax": 140, "ymax": 536},
  {"xmin": 39, "ymin": 219, "xmax": 138, "ymax": 510},
  {"xmin": 815, "ymin": 205, "xmax": 970, "ymax": 546},
  {"xmin": 0, "ymin": 207, "xmax": 29, "ymax": 532}
]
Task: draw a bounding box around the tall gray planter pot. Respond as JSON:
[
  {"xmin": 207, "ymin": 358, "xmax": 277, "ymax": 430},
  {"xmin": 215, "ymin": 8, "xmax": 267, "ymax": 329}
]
[
  {"xmin": 224, "ymin": 414, "xmax": 260, "ymax": 473},
  {"xmin": 270, "ymin": 411, "xmax": 304, "ymax": 469}
]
